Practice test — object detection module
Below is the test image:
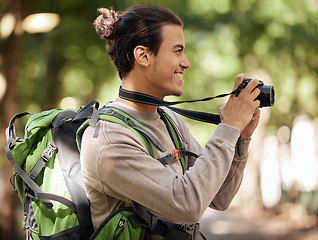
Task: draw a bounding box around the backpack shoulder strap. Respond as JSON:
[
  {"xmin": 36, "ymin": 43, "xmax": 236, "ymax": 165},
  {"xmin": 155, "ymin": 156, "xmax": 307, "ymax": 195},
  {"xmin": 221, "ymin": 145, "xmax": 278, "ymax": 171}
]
[
  {"xmin": 77, "ymin": 106, "xmax": 166, "ymax": 159},
  {"xmin": 102, "ymin": 107, "xmax": 166, "ymax": 152},
  {"xmin": 157, "ymin": 107, "xmax": 198, "ymax": 174}
]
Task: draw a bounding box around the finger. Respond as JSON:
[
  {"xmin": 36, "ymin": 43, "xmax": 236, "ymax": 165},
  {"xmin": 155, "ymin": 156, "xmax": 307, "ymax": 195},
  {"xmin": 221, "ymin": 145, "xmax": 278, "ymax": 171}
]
[
  {"xmin": 243, "ymin": 79, "xmax": 260, "ymax": 94},
  {"xmin": 251, "ymin": 108, "xmax": 261, "ymax": 120},
  {"xmin": 250, "ymin": 85, "xmax": 261, "ymax": 99},
  {"xmin": 253, "ymin": 99, "xmax": 261, "ymax": 109},
  {"xmin": 232, "ymin": 73, "xmax": 246, "ymax": 91}
]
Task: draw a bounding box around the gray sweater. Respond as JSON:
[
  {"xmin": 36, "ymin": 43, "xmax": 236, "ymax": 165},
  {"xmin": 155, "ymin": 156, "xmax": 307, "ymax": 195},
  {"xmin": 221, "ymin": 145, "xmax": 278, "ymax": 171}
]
[{"xmin": 80, "ymin": 101, "xmax": 249, "ymax": 230}]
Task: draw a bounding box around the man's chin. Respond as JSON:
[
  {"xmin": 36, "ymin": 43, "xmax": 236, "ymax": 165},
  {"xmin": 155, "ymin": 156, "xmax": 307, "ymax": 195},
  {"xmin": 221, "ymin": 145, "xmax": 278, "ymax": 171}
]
[
  {"xmin": 170, "ymin": 91, "xmax": 182, "ymax": 97},
  {"xmin": 163, "ymin": 88, "xmax": 182, "ymax": 98}
]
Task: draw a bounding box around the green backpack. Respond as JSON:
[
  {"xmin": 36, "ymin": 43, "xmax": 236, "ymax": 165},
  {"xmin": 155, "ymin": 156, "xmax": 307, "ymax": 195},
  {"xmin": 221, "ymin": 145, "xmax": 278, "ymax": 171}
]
[{"xmin": 5, "ymin": 100, "xmax": 195, "ymax": 240}]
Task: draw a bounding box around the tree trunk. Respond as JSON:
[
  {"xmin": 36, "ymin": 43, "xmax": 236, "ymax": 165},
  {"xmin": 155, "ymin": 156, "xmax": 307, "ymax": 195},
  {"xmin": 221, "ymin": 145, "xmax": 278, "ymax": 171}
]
[
  {"xmin": 0, "ymin": 0, "xmax": 33, "ymax": 239},
  {"xmin": 0, "ymin": 27, "xmax": 22, "ymax": 240}
]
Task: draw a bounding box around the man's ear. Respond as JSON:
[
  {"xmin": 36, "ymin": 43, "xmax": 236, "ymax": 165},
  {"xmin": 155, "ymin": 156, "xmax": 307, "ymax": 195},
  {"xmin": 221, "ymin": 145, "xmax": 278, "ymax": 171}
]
[{"xmin": 134, "ymin": 46, "xmax": 150, "ymax": 67}]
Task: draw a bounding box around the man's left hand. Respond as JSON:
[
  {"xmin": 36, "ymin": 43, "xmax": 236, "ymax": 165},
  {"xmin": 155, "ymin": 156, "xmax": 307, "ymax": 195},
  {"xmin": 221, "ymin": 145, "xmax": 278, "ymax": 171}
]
[{"xmin": 240, "ymin": 108, "xmax": 261, "ymax": 140}]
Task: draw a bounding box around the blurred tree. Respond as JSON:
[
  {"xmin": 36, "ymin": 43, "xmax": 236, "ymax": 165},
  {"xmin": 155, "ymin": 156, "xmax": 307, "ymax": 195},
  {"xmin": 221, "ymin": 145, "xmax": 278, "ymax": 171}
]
[{"xmin": 0, "ymin": 0, "xmax": 36, "ymax": 239}]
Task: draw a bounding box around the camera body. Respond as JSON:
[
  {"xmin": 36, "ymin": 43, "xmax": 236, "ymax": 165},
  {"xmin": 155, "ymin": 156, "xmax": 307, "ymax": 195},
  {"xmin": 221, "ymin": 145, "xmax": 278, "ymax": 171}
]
[{"xmin": 239, "ymin": 78, "xmax": 275, "ymax": 108}]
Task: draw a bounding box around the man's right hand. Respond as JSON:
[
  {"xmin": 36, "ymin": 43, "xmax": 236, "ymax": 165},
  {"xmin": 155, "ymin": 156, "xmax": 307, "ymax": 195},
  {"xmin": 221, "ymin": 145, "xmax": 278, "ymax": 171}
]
[{"xmin": 218, "ymin": 73, "xmax": 260, "ymax": 133}]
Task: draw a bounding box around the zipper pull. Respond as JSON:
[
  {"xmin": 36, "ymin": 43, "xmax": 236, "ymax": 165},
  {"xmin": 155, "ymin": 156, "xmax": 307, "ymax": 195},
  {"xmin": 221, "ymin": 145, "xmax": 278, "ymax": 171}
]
[{"xmin": 114, "ymin": 218, "xmax": 126, "ymax": 239}]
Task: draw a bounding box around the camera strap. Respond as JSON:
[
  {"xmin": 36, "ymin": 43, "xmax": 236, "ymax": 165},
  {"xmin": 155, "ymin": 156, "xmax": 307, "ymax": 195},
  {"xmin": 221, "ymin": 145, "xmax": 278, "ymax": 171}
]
[{"xmin": 118, "ymin": 86, "xmax": 240, "ymax": 125}]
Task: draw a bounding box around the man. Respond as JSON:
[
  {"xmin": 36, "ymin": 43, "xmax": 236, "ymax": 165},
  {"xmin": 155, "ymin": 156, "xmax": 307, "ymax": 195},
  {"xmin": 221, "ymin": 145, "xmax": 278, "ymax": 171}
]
[{"xmin": 81, "ymin": 4, "xmax": 260, "ymax": 239}]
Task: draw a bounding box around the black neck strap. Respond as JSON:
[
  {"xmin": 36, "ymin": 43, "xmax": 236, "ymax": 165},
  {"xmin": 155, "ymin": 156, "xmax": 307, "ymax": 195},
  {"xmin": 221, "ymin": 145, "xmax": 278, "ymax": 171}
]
[{"xmin": 118, "ymin": 87, "xmax": 238, "ymax": 125}]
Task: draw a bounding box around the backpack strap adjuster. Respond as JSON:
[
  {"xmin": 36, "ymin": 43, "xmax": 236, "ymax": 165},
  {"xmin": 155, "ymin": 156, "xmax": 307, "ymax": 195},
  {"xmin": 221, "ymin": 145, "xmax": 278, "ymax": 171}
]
[
  {"xmin": 157, "ymin": 149, "xmax": 181, "ymax": 166},
  {"xmin": 29, "ymin": 142, "xmax": 57, "ymax": 180},
  {"xmin": 158, "ymin": 148, "xmax": 198, "ymax": 166},
  {"xmin": 172, "ymin": 149, "xmax": 181, "ymax": 161},
  {"xmin": 42, "ymin": 143, "xmax": 57, "ymax": 162}
]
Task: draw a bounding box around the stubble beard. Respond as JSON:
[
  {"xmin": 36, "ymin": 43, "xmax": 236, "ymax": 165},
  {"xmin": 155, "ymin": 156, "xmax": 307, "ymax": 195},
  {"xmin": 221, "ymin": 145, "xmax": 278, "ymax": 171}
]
[{"xmin": 152, "ymin": 59, "xmax": 182, "ymax": 98}]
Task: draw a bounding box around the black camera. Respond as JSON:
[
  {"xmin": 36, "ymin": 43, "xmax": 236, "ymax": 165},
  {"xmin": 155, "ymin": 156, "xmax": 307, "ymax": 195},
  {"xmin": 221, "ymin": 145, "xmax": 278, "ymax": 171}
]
[{"xmin": 237, "ymin": 78, "xmax": 275, "ymax": 108}]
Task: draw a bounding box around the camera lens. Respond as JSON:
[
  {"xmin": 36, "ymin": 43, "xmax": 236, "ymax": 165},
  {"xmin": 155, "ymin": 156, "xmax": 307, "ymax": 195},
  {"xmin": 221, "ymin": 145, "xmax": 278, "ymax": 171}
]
[{"xmin": 257, "ymin": 85, "xmax": 275, "ymax": 108}]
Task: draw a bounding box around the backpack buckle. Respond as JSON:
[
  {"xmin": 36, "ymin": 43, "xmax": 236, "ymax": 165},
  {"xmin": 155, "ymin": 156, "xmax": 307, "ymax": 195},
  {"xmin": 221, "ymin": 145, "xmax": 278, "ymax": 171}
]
[
  {"xmin": 179, "ymin": 223, "xmax": 200, "ymax": 240},
  {"xmin": 172, "ymin": 149, "xmax": 180, "ymax": 161},
  {"xmin": 42, "ymin": 143, "xmax": 57, "ymax": 162},
  {"xmin": 158, "ymin": 149, "xmax": 182, "ymax": 166}
]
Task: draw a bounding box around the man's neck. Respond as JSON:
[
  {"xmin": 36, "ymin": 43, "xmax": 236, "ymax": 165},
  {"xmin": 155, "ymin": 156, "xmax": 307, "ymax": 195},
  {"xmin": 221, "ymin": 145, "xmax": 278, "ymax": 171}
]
[
  {"xmin": 116, "ymin": 96, "xmax": 158, "ymax": 113},
  {"xmin": 117, "ymin": 76, "xmax": 159, "ymax": 113}
]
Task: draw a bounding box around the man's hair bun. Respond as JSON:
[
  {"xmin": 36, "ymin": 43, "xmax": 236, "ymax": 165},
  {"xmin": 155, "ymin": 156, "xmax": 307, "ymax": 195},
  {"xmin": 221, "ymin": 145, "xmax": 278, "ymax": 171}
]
[{"xmin": 94, "ymin": 7, "xmax": 120, "ymax": 40}]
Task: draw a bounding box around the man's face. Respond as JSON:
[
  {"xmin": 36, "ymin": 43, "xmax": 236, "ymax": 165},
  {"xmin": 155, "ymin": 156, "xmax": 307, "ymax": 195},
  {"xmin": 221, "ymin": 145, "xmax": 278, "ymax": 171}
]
[{"xmin": 147, "ymin": 24, "xmax": 191, "ymax": 99}]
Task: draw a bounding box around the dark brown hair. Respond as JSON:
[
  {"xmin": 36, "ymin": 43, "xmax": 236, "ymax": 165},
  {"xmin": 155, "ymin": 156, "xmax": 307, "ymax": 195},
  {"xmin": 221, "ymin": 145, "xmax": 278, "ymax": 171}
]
[{"xmin": 94, "ymin": 5, "xmax": 183, "ymax": 79}]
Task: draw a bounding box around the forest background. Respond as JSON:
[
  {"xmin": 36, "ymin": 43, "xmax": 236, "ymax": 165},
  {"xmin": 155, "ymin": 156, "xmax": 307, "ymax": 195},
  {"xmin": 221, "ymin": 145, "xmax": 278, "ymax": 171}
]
[{"xmin": 0, "ymin": 0, "xmax": 318, "ymax": 239}]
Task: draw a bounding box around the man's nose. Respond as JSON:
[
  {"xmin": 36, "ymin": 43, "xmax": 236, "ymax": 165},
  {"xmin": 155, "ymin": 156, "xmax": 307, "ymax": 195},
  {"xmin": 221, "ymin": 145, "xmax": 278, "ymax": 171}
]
[{"xmin": 181, "ymin": 54, "xmax": 191, "ymax": 70}]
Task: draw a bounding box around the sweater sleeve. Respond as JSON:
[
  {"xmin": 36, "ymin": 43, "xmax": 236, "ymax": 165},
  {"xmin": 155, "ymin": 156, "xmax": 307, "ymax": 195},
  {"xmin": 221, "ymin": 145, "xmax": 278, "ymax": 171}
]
[
  {"xmin": 165, "ymin": 110, "xmax": 249, "ymax": 211},
  {"xmin": 207, "ymin": 129, "xmax": 249, "ymax": 210},
  {"xmin": 81, "ymin": 117, "xmax": 245, "ymax": 224}
]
